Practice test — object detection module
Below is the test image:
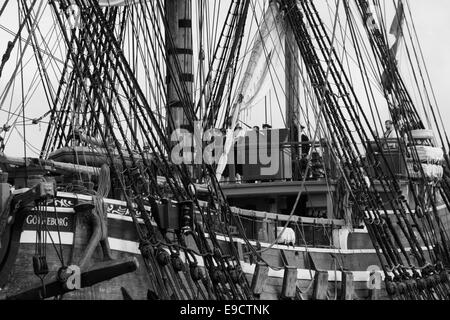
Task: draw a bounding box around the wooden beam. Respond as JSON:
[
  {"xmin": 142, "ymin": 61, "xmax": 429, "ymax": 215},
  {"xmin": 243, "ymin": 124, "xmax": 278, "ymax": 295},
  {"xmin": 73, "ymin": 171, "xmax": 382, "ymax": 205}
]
[
  {"xmin": 0, "ymin": 173, "xmax": 9, "ymax": 217},
  {"xmin": 369, "ymin": 288, "xmax": 379, "ymax": 300},
  {"xmin": 281, "ymin": 266, "xmax": 298, "ymax": 299},
  {"xmin": 367, "ymin": 270, "xmax": 381, "ymax": 300},
  {"xmin": 251, "ymin": 262, "xmax": 269, "ymax": 296},
  {"xmin": 234, "ymin": 241, "xmax": 245, "ymax": 261},
  {"xmin": 313, "ymin": 271, "xmax": 329, "ymax": 300},
  {"xmin": 341, "ymin": 271, "xmax": 354, "ymax": 300},
  {"xmin": 1, "ymin": 152, "xmax": 210, "ymax": 193},
  {"xmin": 5, "ymin": 258, "xmax": 139, "ymax": 300},
  {"xmin": 231, "ymin": 206, "xmax": 346, "ymax": 227},
  {"xmin": 0, "ymin": 172, "xmax": 7, "ymax": 183}
]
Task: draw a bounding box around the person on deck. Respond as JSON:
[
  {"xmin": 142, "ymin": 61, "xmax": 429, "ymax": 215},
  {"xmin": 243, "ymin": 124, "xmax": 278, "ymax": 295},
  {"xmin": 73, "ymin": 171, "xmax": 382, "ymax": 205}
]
[
  {"xmin": 233, "ymin": 123, "xmax": 246, "ymax": 183},
  {"xmin": 382, "ymin": 120, "xmax": 399, "ymax": 150},
  {"xmin": 300, "ymin": 126, "xmax": 311, "ymax": 156},
  {"xmin": 383, "ymin": 120, "xmax": 398, "ymax": 139},
  {"xmin": 300, "ymin": 125, "xmax": 311, "ymax": 179}
]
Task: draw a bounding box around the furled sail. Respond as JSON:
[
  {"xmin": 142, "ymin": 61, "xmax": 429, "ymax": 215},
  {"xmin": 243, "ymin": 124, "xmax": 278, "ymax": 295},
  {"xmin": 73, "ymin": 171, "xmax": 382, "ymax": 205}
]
[
  {"xmin": 215, "ymin": 1, "xmax": 283, "ymax": 181},
  {"xmin": 97, "ymin": 0, "xmax": 142, "ymax": 7},
  {"xmin": 381, "ymin": 0, "xmax": 405, "ymax": 92}
]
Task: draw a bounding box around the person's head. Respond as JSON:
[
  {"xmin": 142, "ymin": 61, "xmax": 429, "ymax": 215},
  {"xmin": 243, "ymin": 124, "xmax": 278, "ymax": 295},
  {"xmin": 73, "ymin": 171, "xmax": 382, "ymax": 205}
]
[
  {"xmin": 253, "ymin": 126, "xmax": 260, "ymax": 131},
  {"xmin": 385, "ymin": 120, "xmax": 393, "ymax": 131},
  {"xmin": 262, "ymin": 124, "xmax": 272, "ymax": 130}
]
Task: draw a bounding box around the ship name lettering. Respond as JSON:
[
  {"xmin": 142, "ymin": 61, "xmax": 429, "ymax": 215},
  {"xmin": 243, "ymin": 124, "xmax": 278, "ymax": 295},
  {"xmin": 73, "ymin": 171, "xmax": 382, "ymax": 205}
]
[{"xmin": 26, "ymin": 215, "xmax": 69, "ymax": 228}]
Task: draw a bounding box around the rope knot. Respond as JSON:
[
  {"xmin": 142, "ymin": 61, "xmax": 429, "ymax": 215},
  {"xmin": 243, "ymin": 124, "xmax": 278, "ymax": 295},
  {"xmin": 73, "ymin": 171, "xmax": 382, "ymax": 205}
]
[{"xmin": 57, "ymin": 266, "xmax": 71, "ymax": 284}]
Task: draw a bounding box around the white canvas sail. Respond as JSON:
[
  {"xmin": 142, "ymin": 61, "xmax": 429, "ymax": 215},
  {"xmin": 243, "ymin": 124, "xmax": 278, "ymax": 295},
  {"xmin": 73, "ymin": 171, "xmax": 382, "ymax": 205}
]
[{"xmin": 215, "ymin": 1, "xmax": 283, "ymax": 181}]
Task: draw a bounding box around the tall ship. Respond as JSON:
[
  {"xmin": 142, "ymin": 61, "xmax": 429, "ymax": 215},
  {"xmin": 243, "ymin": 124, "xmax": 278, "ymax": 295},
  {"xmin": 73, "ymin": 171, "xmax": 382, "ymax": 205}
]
[{"xmin": 0, "ymin": 0, "xmax": 449, "ymax": 300}]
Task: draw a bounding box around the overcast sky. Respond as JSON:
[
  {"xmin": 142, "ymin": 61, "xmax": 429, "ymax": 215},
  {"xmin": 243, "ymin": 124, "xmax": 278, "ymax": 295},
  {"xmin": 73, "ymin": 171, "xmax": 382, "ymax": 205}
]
[
  {"xmin": 1, "ymin": 0, "xmax": 450, "ymax": 157},
  {"xmin": 404, "ymin": 0, "xmax": 450, "ymax": 132}
]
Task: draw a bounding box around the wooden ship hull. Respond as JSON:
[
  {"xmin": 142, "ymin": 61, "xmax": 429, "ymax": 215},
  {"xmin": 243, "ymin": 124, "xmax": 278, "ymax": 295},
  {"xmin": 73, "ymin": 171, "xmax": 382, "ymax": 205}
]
[{"xmin": 1, "ymin": 179, "xmax": 448, "ymax": 300}]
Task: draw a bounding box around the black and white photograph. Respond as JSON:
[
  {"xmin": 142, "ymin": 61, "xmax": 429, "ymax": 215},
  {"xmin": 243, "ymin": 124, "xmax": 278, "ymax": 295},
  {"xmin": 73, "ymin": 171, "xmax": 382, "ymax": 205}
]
[{"xmin": 0, "ymin": 0, "xmax": 449, "ymax": 314}]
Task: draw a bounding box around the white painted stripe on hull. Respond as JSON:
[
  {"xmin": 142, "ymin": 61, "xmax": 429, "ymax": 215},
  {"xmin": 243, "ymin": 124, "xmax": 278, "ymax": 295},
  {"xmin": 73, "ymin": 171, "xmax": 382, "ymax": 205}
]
[
  {"xmin": 20, "ymin": 231, "xmax": 74, "ymax": 245},
  {"xmin": 19, "ymin": 229, "xmax": 432, "ymax": 257},
  {"xmin": 16, "ymin": 230, "xmax": 402, "ymax": 285},
  {"xmin": 30, "ymin": 207, "xmax": 148, "ymax": 225},
  {"xmin": 240, "ymin": 263, "xmax": 383, "ymax": 282},
  {"xmin": 56, "ymin": 192, "xmax": 152, "ymax": 211},
  {"xmin": 19, "ymin": 230, "xmax": 375, "ymax": 282},
  {"xmin": 213, "ymin": 234, "xmax": 433, "ymax": 255},
  {"xmin": 20, "ymin": 231, "xmax": 142, "ymax": 255},
  {"xmin": 108, "ymin": 237, "xmax": 140, "ymax": 255}
]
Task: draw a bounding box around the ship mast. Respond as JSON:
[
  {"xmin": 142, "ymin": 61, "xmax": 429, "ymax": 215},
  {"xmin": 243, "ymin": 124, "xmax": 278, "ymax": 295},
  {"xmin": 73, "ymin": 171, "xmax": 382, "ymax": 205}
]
[
  {"xmin": 165, "ymin": 0, "xmax": 194, "ymax": 138},
  {"xmin": 284, "ymin": 11, "xmax": 300, "ymax": 179}
]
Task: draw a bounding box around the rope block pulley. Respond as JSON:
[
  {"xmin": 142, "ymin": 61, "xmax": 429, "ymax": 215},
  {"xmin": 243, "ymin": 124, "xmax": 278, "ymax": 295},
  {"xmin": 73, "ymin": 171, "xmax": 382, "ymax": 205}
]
[
  {"xmin": 139, "ymin": 240, "xmax": 154, "ymax": 259},
  {"xmin": 32, "ymin": 255, "xmax": 49, "ymax": 277},
  {"xmin": 156, "ymin": 248, "xmax": 170, "ymax": 267},
  {"xmin": 171, "ymin": 254, "xmax": 185, "ymax": 272},
  {"xmin": 189, "ymin": 262, "xmax": 203, "ymax": 282},
  {"xmin": 179, "ymin": 200, "xmax": 194, "ymax": 232}
]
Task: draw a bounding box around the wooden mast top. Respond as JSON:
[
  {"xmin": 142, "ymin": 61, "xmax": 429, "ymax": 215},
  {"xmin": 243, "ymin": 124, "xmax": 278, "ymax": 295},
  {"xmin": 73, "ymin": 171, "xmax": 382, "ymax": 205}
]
[
  {"xmin": 284, "ymin": 9, "xmax": 301, "ymax": 180},
  {"xmin": 165, "ymin": 0, "xmax": 194, "ymax": 137}
]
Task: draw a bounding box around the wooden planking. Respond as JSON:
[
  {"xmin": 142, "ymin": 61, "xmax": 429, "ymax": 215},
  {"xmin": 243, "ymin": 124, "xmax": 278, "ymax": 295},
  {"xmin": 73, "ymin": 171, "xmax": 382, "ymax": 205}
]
[
  {"xmin": 234, "ymin": 241, "xmax": 245, "ymax": 261},
  {"xmin": 369, "ymin": 288, "xmax": 379, "ymax": 300},
  {"xmin": 0, "ymin": 178, "xmax": 10, "ymax": 230},
  {"xmin": 341, "ymin": 271, "xmax": 354, "ymax": 300},
  {"xmin": 251, "ymin": 262, "xmax": 269, "ymax": 296},
  {"xmin": 0, "ymin": 172, "xmax": 8, "ymax": 183},
  {"xmin": 3, "ymin": 243, "xmax": 151, "ymax": 300},
  {"xmin": 231, "ymin": 206, "xmax": 346, "ymax": 227},
  {"xmin": 281, "ymin": 266, "xmax": 298, "ymax": 299},
  {"xmin": 0, "ymin": 173, "xmax": 9, "ymax": 214},
  {"xmin": 249, "ymin": 273, "xmax": 390, "ymax": 301},
  {"xmin": 313, "ymin": 271, "xmax": 329, "ymax": 300}
]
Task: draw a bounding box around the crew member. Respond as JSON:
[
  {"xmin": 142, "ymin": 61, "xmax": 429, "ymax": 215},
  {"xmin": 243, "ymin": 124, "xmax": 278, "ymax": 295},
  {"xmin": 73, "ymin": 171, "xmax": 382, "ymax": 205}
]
[
  {"xmin": 382, "ymin": 120, "xmax": 399, "ymax": 149},
  {"xmin": 301, "ymin": 125, "xmax": 311, "ymax": 156},
  {"xmin": 383, "ymin": 120, "xmax": 398, "ymax": 139},
  {"xmin": 300, "ymin": 125, "xmax": 311, "ymax": 179},
  {"xmin": 234, "ymin": 123, "xmax": 246, "ymax": 182}
]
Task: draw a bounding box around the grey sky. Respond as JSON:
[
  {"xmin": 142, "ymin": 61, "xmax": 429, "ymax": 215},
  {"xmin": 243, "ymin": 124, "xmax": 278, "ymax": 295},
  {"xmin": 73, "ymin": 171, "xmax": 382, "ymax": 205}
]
[
  {"xmin": 406, "ymin": 0, "xmax": 450, "ymax": 132},
  {"xmin": 1, "ymin": 0, "xmax": 450, "ymax": 157}
]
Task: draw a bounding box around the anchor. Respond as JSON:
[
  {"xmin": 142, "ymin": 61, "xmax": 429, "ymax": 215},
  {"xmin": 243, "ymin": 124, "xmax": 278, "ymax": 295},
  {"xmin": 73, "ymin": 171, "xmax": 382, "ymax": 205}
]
[
  {"xmin": 3, "ymin": 195, "xmax": 138, "ymax": 300},
  {"xmin": 74, "ymin": 196, "xmax": 113, "ymax": 270},
  {"xmin": 5, "ymin": 257, "xmax": 139, "ymax": 300}
]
